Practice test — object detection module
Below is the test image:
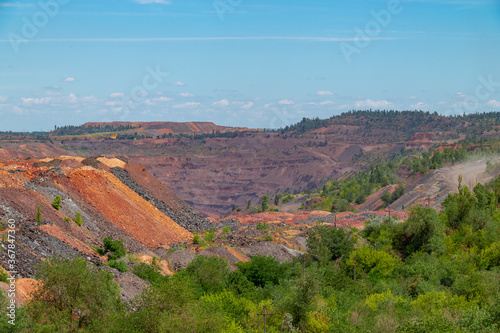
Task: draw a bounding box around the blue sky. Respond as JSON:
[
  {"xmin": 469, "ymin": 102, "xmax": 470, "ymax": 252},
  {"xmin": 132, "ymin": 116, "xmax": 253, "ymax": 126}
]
[{"xmin": 0, "ymin": 0, "xmax": 499, "ymax": 131}]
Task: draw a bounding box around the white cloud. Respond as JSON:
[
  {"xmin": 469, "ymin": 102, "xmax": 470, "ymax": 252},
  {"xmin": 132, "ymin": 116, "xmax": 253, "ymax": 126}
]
[
  {"xmin": 409, "ymin": 102, "xmax": 427, "ymax": 109},
  {"xmin": 409, "ymin": 96, "xmax": 417, "ymax": 100},
  {"xmin": 0, "ymin": 96, "xmax": 8, "ymax": 102},
  {"xmin": 487, "ymin": 100, "xmax": 500, "ymax": 108},
  {"xmin": 355, "ymin": 99, "xmax": 391, "ymax": 108},
  {"xmin": 21, "ymin": 97, "xmax": 52, "ymax": 105},
  {"xmin": 109, "ymin": 92, "xmax": 124, "ymax": 98},
  {"xmin": 173, "ymin": 102, "xmax": 200, "ymax": 109},
  {"xmin": 212, "ymin": 99, "xmax": 230, "ymax": 107},
  {"xmin": 171, "ymin": 81, "xmax": 185, "ymax": 86},
  {"xmin": 241, "ymin": 102, "xmax": 254, "ymax": 110},
  {"xmin": 61, "ymin": 77, "xmax": 75, "ymax": 82},
  {"xmin": 151, "ymin": 97, "xmax": 173, "ymax": 103},
  {"xmin": 66, "ymin": 93, "xmax": 78, "ymax": 104},
  {"xmin": 133, "ymin": 0, "xmax": 172, "ymax": 4},
  {"xmin": 278, "ymin": 99, "xmax": 294, "ymax": 105},
  {"xmin": 308, "ymin": 100, "xmax": 335, "ymax": 106},
  {"xmin": 180, "ymin": 92, "xmax": 194, "ymax": 97},
  {"xmin": 44, "ymin": 85, "xmax": 61, "ymax": 90},
  {"xmin": 82, "ymin": 96, "xmax": 98, "ymax": 103},
  {"xmin": 317, "ymin": 90, "xmax": 334, "ymax": 96}
]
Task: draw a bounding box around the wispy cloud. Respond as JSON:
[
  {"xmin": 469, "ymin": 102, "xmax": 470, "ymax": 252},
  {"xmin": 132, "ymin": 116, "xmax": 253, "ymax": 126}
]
[
  {"xmin": 278, "ymin": 99, "xmax": 294, "ymax": 105},
  {"xmin": 355, "ymin": 99, "xmax": 391, "ymax": 108},
  {"xmin": 173, "ymin": 102, "xmax": 200, "ymax": 109},
  {"xmin": 109, "ymin": 92, "xmax": 124, "ymax": 98},
  {"xmin": 212, "ymin": 99, "xmax": 230, "ymax": 107},
  {"xmin": 61, "ymin": 77, "xmax": 76, "ymax": 82},
  {"xmin": 317, "ymin": 90, "xmax": 334, "ymax": 96}
]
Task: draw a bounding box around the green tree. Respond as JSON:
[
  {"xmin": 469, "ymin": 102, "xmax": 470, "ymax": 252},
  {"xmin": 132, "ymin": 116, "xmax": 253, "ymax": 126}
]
[
  {"xmin": 307, "ymin": 225, "xmax": 355, "ymax": 262},
  {"xmin": 392, "ymin": 205, "xmax": 442, "ymax": 256},
  {"xmin": 35, "ymin": 205, "xmax": 42, "ymax": 226},
  {"xmin": 235, "ymin": 255, "xmax": 288, "ymax": 288},
  {"xmin": 186, "ymin": 255, "xmax": 230, "ymax": 294},
  {"xmin": 26, "ymin": 257, "xmax": 123, "ymax": 332},
  {"xmin": 100, "ymin": 237, "xmax": 126, "ymax": 260},
  {"xmin": 52, "ymin": 195, "xmax": 62, "ymax": 210},
  {"xmin": 261, "ymin": 195, "xmax": 270, "ymax": 212},
  {"xmin": 442, "ymin": 176, "xmax": 477, "ymax": 229}
]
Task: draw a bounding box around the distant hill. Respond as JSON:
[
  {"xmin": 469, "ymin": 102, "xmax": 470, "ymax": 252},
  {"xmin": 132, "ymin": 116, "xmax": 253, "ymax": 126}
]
[{"xmin": 50, "ymin": 121, "xmax": 254, "ymax": 138}]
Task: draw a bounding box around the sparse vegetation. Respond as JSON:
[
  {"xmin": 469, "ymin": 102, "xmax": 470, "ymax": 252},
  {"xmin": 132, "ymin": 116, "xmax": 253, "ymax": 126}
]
[{"xmin": 256, "ymin": 222, "xmax": 269, "ymax": 230}]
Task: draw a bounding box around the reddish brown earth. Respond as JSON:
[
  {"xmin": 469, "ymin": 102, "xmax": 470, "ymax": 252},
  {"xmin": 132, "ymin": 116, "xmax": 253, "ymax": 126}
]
[{"xmin": 0, "ymin": 156, "xmax": 203, "ymax": 278}]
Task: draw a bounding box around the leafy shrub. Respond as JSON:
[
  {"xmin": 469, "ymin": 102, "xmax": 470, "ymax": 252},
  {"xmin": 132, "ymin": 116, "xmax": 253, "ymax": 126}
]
[
  {"xmin": 0, "ymin": 270, "xmax": 8, "ymax": 283},
  {"xmin": 193, "ymin": 232, "xmax": 200, "ymax": 244},
  {"xmin": 108, "ymin": 260, "xmax": 128, "ymax": 272},
  {"xmin": 222, "ymin": 225, "xmax": 232, "ymax": 234},
  {"xmin": 204, "ymin": 228, "xmax": 216, "ymax": 244},
  {"xmin": 97, "ymin": 237, "xmax": 126, "ymax": 260},
  {"xmin": 235, "ymin": 255, "xmax": 288, "ymax": 288},
  {"xmin": 263, "ymin": 232, "xmax": 273, "ymax": 241},
  {"xmin": 132, "ymin": 262, "xmax": 165, "ymax": 285},
  {"xmin": 73, "ymin": 210, "xmax": 83, "ymax": 226},
  {"xmin": 256, "ymin": 222, "xmax": 269, "ymax": 230},
  {"xmin": 282, "ymin": 194, "xmax": 295, "ymax": 204},
  {"xmin": 52, "ymin": 195, "xmax": 62, "ymax": 210}
]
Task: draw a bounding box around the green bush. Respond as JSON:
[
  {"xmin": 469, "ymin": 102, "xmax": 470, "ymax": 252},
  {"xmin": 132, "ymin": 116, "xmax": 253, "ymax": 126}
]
[
  {"xmin": 97, "ymin": 237, "xmax": 126, "ymax": 260},
  {"xmin": 132, "ymin": 262, "xmax": 165, "ymax": 285},
  {"xmin": 222, "ymin": 225, "xmax": 232, "ymax": 234},
  {"xmin": 108, "ymin": 260, "xmax": 128, "ymax": 272},
  {"xmin": 235, "ymin": 255, "xmax": 288, "ymax": 288},
  {"xmin": 256, "ymin": 222, "xmax": 269, "ymax": 230},
  {"xmin": 193, "ymin": 232, "xmax": 200, "ymax": 244},
  {"xmin": 52, "ymin": 195, "xmax": 62, "ymax": 210},
  {"xmin": 204, "ymin": 228, "xmax": 217, "ymax": 244},
  {"xmin": 73, "ymin": 210, "xmax": 83, "ymax": 226},
  {"xmin": 186, "ymin": 255, "xmax": 230, "ymax": 294},
  {"xmin": 0, "ymin": 270, "xmax": 8, "ymax": 283}
]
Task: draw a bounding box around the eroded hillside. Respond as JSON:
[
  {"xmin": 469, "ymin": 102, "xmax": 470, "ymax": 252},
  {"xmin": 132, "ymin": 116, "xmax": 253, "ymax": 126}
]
[{"xmin": 0, "ymin": 156, "xmax": 213, "ymax": 277}]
